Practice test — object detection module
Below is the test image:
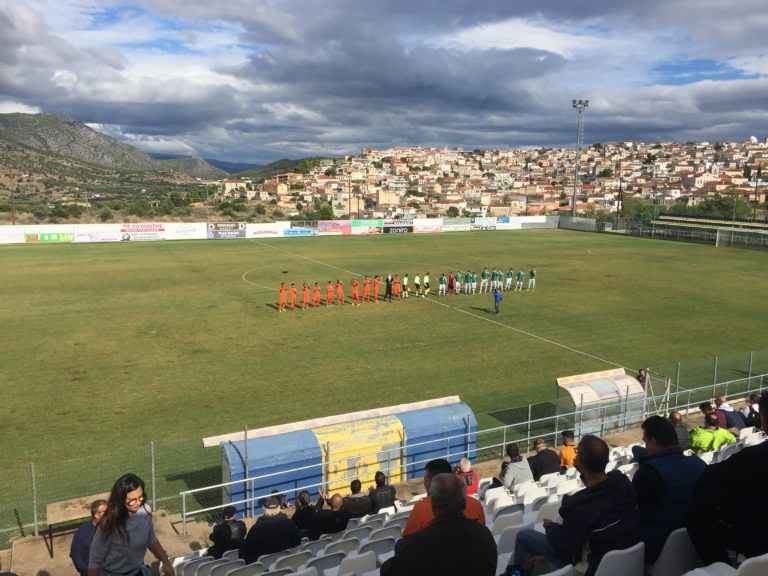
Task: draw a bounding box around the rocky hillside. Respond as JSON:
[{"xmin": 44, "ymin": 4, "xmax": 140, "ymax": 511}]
[
  {"xmin": 0, "ymin": 113, "xmax": 167, "ymax": 172},
  {"xmin": 158, "ymin": 156, "xmax": 226, "ymax": 179}
]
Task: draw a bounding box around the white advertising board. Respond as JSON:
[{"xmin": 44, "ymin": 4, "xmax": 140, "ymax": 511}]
[
  {"xmin": 0, "ymin": 226, "xmax": 26, "ymax": 244},
  {"xmin": 164, "ymin": 222, "xmax": 207, "ymax": 240},
  {"xmin": 73, "ymin": 224, "xmax": 123, "ymax": 243},
  {"xmin": 246, "ymin": 223, "xmax": 280, "ymax": 237},
  {"xmin": 413, "ymin": 218, "xmax": 443, "ymax": 234}
]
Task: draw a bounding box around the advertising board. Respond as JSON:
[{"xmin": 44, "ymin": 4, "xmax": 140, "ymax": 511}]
[{"xmin": 207, "ymin": 222, "xmax": 246, "ymax": 239}]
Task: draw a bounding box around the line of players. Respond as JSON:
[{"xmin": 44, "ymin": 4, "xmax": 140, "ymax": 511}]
[
  {"xmin": 434, "ymin": 267, "xmax": 537, "ymax": 296},
  {"xmin": 277, "ymin": 267, "xmax": 536, "ymax": 312}
]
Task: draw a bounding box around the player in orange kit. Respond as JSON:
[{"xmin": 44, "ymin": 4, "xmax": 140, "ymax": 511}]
[
  {"xmin": 393, "ymin": 275, "xmax": 401, "ymax": 299},
  {"xmin": 373, "ymin": 275, "xmax": 380, "ymax": 303},
  {"xmin": 278, "ymin": 282, "xmax": 287, "ymax": 312},
  {"xmin": 313, "ymin": 282, "xmax": 321, "ymax": 307},
  {"xmin": 289, "ymin": 283, "xmax": 297, "ymax": 311},
  {"xmin": 363, "ymin": 276, "xmax": 371, "ymax": 302},
  {"xmin": 336, "ymin": 279, "xmax": 345, "ymax": 305},
  {"xmin": 301, "ymin": 282, "xmax": 310, "ymax": 310},
  {"xmin": 326, "ymin": 281, "xmax": 334, "ymax": 307},
  {"xmin": 350, "ymin": 278, "xmax": 360, "ymax": 305}
]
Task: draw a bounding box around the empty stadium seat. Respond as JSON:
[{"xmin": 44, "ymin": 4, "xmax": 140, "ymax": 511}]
[
  {"xmin": 324, "ymin": 538, "xmax": 360, "ymax": 556},
  {"xmin": 227, "ymin": 563, "xmax": 266, "ymax": 576},
  {"xmin": 307, "ymin": 552, "xmax": 346, "ymax": 576},
  {"xmin": 342, "ymin": 525, "xmax": 372, "ymax": 542},
  {"xmin": 358, "ymin": 536, "xmax": 396, "ymax": 560},
  {"xmin": 593, "ymin": 541, "xmax": 645, "ymax": 576},
  {"xmin": 682, "ymin": 551, "xmax": 768, "ymax": 576},
  {"xmin": 222, "ymin": 549, "xmax": 241, "ymax": 561},
  {"xmin": 330, "ymin": 551, "xmax": 377, "ymax": 576},
  {"xmin": 494, "ymin": 502, "xmax": 525, "ymax": 522},
  {"xmin": 491, "ymin": 510, "xmax": 524, "ymax": 538},
  {"xmin": 257, "ymin": 551, "xmax": 288, "ymax": 571},
  {"xmin": 210, "ymin": 560, "xmax": 245, "ymax": 576},
  {"xmin": 495, "ymin": 521, "xmax": 535, "ymax": 569},
  {"xmin": 198, "ymin": 559, "xmax": 231, "ymax": 576},
  {"xmin": 182, "ymin": 557, "xmax": 216, "ymax": 576},
  {"xmin": 646, "ymin": 528, "xmax": 702, "ymax": 576},
  {"xmin": 292, "ymin": 568, "xmax": 318, "ymax": 576},
  {"xmin": 303, "ymin": 537, "xmax": 334, "ymax": 555},
  {"xmin": 273, "ymin": 550, "xmax": 313, "ymax": 572},
  {"xmin": 366, "ymin": 524, "xmax": 402, "ymax": 542}
]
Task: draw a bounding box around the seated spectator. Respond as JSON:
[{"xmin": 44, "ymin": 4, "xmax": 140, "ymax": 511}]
[
  {"xmin": 70, "ymin": 499, "xmax": 107, "ymax": 575},
  {"xmin": 479, "ymin": 443, "xmax": 533, "ymax": 498},
  {"xmin": 687, "ymin": 391, "xmax": 768, "ymax": 565},
  {"xmin": 716, "ymin": 394, "xmax": 747, "ymax": 429},
  {"xmin": 632, "ymin": 416, "xmax": 707, "ymax": 563},
  {"xmin": 508, "ymin": 435, "xmax": 640, "ymax": 576},
  {"xmin": 636, "ymin": 368, "xmax": 647, "ymax": 389},
  {"xmin": 454, "ymin": 457, "xmax": 479, "ymax": 496},
  {"xmin": 208, "ymin": 505, "xmax": 246, "ymax": 559},
  {"xmin": 380, "ymin": 473, "xmax": 497, "ymax": 576},
  {"xmin": 369, "ymin": 471, "xmax": 397, "ymax": 513},
  {"xmin": 689, "ymin": 412, "xmax": 737, "ymax": 453},
  {"xmin": 669, "ymin": 411, "xmax": 690, "ymax": 451},
  {"xmin": 291, "ymin": 490, "xmax": 317, "ymax": 538},
  {"xmin": 742, "ymin": 393, "xmax": 761, "ymax": 428},
  {"xmin": 528, "ymin": 437, "xmax": 560, "ymax": 481},
  {"xmin": 559, "ymin": 430, "xmax": 577, "ymax": 471},
  {"xmin": 700, "ymin": 401, "xmax": 727, "ymax": 429},
  {"xmin": 402, "ymin": 458, "xmax": 485, "ymax": 537},
  {"xmin": 308, "ymin": 491, "xmax": 349, "ymax": 540},
  {"xmin": 342, "ymin": 479, "xmax": 373, "ymax": 518},
  {"xmin": 240, "ymin": 497, "xmax": 300, "ymax": 564}
]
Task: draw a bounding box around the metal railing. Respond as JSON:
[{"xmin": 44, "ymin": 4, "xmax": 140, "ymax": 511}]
[{"xmin": 178, "ymin": 372, "xmax": 766, "ymax": 531}]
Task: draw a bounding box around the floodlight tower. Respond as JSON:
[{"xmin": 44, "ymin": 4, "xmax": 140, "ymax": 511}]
[{"xmin": 571, "ymin": 99, "xmax": 589, "ymax": 217}]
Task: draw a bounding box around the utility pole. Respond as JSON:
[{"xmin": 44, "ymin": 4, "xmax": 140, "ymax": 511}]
[
  {"xmin": 10, "ymin": 187, "xmax": 16, "ymax": 225},
  {"xmin": 571, "ymin": 99, "xmax": 589, "ymax": 217}
]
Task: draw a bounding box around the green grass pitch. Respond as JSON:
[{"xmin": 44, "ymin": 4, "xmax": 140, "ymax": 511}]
[{"xmin": 2, "ymin": 229, "xmax": 768, "ymax": 466}]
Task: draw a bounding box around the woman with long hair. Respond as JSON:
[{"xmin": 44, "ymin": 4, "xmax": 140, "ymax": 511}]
[{"xmin": 88, "ymin": 473, "xmax": 174, "ymax": 576}]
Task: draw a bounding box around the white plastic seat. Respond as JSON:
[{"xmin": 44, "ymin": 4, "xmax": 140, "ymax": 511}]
[
  {"xmin": 183, "ymin": 558, "xmax": 216, "ymax": 576},
  {"xmin": 646, "ymin": 527, "xmax": 702, "ymax": 576},
  {"xmin": 539, "ymin": 471, "xmax": 561, "ymax": 485},
  {"xmin": 358, "ymin": 536, "xmax": 395, "ymax": 560},
  {"xmin": 495, "ymin": 521, "xmax": 535, "ymax": 570},
  {"xmin": 365, "ymin": 512, "xmax": 389, "ymax": 524},
  {"xmin": 535, "ymin": 500, "xmax": 562, "ymax": 524},
  {"xmin": 343, "ymin": 525, "xmax": 373, "ymax": 541},
  {"xmin": 227, "ymin": 564, "xmax": 266, "ymax": 576},
  {"xmin": 682, "ymin": 551, "xmax": 768, "ymax": 576},
  {"xmin": 307, "ymin": 552, "xmax": 346, "ymax": 576},
  {"xmin": 222, "ymin": 550, "xmax": 241, "ymax": 561},
  {"xmin": 366, "ymin": 524, "xmax": 401, "ymax": 542},
  {"xmin": 256, "ymin": 551, "xmax": 288, "ymax": 571},
  {"xmin": 523, "ymin": 488, "xmax": 548, "ymax": 507},
  {"xmin": 491, "ymin": 510, "xmax": 524, "ymax": 538},
  {"xmin": 593, "ymin": 541, "xmax": 645, "ymax": 576},
  {"xmin": 697, "ymin": 451, "xmax": 716, "ymax": 464},
  {"xmin": 716, "ymin": 443, "xmax": 742, "ymax": 462},
  {"xmin": 556, "ymin": 479, "xmax": 580, "ymax": 496},
  {"xmin": 485, "ymin": 486, "xmax": 511, "ymax": 506},
  {"xmin": 335, "ymin": 551, "xmax": 377, "ymax": 576},
  {"xmin": 383, "ymin": 516, "xmax": 408, "ymax": 531},
  {"xmin": 324, "ymin": 538, "xmax": 360, "ymax": 556},
  {"xmin": 260, "ymin": 570, "xmax": 291, "ymax": 576},
  {"xmin": 513, "ymin": 480, "xmax": 536, "ymax": 497},
  {"xmin": 292, "ymin": 569, "xmax": 318, "ymax": 576},
  {"xmin": 488, "ymin": 494, "xmax": 516, "ymax": 516},
  {"xmin": 198, "ymin": 560, "xmax": 230, "ymax": 576},
  {"xmin": 273, "ymin": 550, "xmax": 313, "ymax": 571},
  {"xmin": 494, "ymin": 502, "xmax": 525, "ymax": 522},
  {"xmin": 210, "ymin": 560, "xmax": 245, "ymax": 576},
  {"xmin": 302, "ymin": 537, "xmax": 334, "ymax": 555}
]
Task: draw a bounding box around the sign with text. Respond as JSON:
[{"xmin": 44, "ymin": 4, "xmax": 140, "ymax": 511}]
[
  {"xmin": 120, "ymin": 223, "xmax": 165, "ymax": 242},
  {"xmin": 383, "ymin": 218, "xmax": 413, "ymax": 234},
  {"xmin": 207, "ymin": 222, "xmax": 246, "ymax": 239}
]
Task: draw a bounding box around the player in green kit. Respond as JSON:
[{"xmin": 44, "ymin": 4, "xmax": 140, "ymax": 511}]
[
  {"xmin": 505, "ymin": 268, "xmax": 514, "ymax": 291},
  {"xmin": 480, "ymin": 268, "xmax": 490, "ymax": 293},
  {"xmin": 515, "ymin": 269, "xmax": 525, "ymax": 291},
  {"xmin": 455, "ymin": 271, "xmax": 463, "ymax": 295}
]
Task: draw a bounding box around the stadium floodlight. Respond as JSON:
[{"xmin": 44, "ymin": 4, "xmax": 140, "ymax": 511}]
[{"xmin": 571, "ymin": 99, "xmax": 589, "ymax": 217}]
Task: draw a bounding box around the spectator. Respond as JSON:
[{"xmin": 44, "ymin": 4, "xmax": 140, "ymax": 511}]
[
  {"xmin": 559, "ymin": 430, "xmax": 577, "ymax": 471},
  {"xmin": 687, "ymin": 391, "xmax": 768, "ymax": 565},
  {"xmin": 669, "ymin": 411, "xmax": 690, "ymax": 451},
  {"xmin": 342, "ymin": 479, "xmax": 373, "ymax": 518},
  {"xmin": 380, "ymin": 473, "xmax": 497, "ymax": 576},
  {"xmin": 636, "ymin": 368, "xmax": 647, "ymax": 389},
  {"xmin": 716, "ymin": 395, "xmax": 747, "ymax": 429},
  {"xmin": 402, "ymin": 458, "xmax": 485, "ymax": 537},
  {"xmin": 87, "ymin": 473, "xmax": 174, "ymax": 576},
  {"xmin": 631, "ymin": 416, "xmax": 707, "ymax": 563},
  {"xmin": 508, "ymin": 435, "xmax": 640, "ymax": 576},
  {"xmin": 742, "ymin": 393, "xmax": 761, "ymax": 428},
  {"xmin": 70, "ymin": 499, "xmax": 107, "ymax": 576},
  {"xmin": 454, "ymin": 458, "xmax": 479, "ymax": 496},
  {"xmin": 528, "ymin": 437, "xmax": 561, "ymax": 481},
  {"xmin": 479, "ymin": 443, "xmax": 533, "ymax": 498},
  {"xmin": 700, "ymin": 401, "xmax": 727, "ymax": 429},
  {"xmin": 308, "ymin": 491, "xmax": 349, "ymax": 540},
  {"xmin": 291, "ymin": 490, "xmax": 317, "ymax": 538},
  {"xmin": 369, "ymin": 471, "xmax": 397, "ymax": 513},
  {"xmin": 207, "ymin": 505, "xmax": 246, "ymax": 559},
  {"xmin": 689, "ymin": 412, "xmax": 737, "ymax": 453},
  {"xmin": 240, "ymin": 497, "xmax": 300, "ymax": 564}
]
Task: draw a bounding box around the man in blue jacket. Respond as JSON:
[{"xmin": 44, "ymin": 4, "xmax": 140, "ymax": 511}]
[
  {"xmin": 631, "ymin": 416, "xmax": 707, "ymax": 562},
  {"xmin": 509, "ymin": 435, "xmax": 640, "ymax": 576}
]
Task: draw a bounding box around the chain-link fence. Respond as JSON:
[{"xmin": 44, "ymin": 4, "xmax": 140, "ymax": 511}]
[{"xmin": 623, "ymin": 222, "xmax": 768, "ymax": 251}]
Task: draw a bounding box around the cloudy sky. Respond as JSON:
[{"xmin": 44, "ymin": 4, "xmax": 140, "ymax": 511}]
[{"xmin": 1, "ymin": 1, "xmax": 767, "ymax": 163}]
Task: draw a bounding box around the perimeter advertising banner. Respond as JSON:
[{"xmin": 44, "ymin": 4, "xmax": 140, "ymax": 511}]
[
  {"xmin": 318, "ymin": 220, "xmax": 352, "ymax": 236},
  {"xmin": 164, "ymin": 222, "xmax": 207, "ymax": 240},
  {"xmin": 442, "ymin": 218, "xmax": 472, "ymax": 232},
  {"xmin": 74, "ymin": 224, "xmax": 123, "ymax": 243},
  {"xmin": 352, "ymin": 219, "xmax": 383, "ymax": 235},
  {"xmin": 24, "ymin": 225, "xmax": 75, "ymax": 243},
  {"xmin": 283, "ymin": 227, "xmax": 317, "ymax": 237},
  {"xmin": 382, "ymin": 218, "xmax": 413, "ymax": 234},
  {"xmin": 207, "ymin": 222, "xmax": 246, "ymax": 239},
  {"xmin": 471, "ymin": 217, "xmax": 498, "ymax": 230},
  {"xmin": 0, "ymin": 226, "xmax": 27, "ymax": 244},
  {"xmin": 246, "ymin": 223, "xmax": 280, "ymax": 238},
  {"xmin": 413, "ymin": 218, "xmax": 443, "ymax": 234},
  {"xmin": 120, "ymin": 223, "xmax": 165, "ymax": 242}
]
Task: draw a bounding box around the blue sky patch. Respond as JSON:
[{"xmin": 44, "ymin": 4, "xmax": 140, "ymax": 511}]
[{"xmin": 651, "ymin": 59, "xmax": 757, "ymax": 85}]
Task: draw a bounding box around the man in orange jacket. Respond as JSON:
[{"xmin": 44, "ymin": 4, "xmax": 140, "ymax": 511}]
[
  {"xmin": 362, "ymin": 276, "xmax": 371, "ymax": 302},
  {"xmin": 326, "ymin": 281, "xmax": 334, "ymax": 307},
  {"xmin": 278, "ymin": 283, "xmax": 286, "ymax": 312},
  {"xmin": 301, "ymin": 283, "xmax": 310, "ymax": 310},
  {"xmin": 373, "ymin": 275, "xmax": 380, "ymax": 303},
  {"xmin": 289, "ymin": 283, "xmax": 297, "ymax": 311},
  {"xmin": 312, "ymin": 282, "xmax": 321, "ymax": 307},
  {"xmin": 351, "ymin": 278, "xmax": 360, "ymax": 305},
  {"xmin": 335, "ymin": 279, "xmax": 345, "ymax": 305}
]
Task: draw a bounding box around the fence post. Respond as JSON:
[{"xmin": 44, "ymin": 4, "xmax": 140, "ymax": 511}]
[
  {"xmin": 623, "ymin": 386, "xmax": 630, "ymax": 432},
  {"xmin": 712, "ymin": 356, "xmax": 718, "ymax": 397},
  {"xmin": 243, "ymin": 425, "xmax": 250, "ymax": 518},
  {"xmin": 675, "ymin": 362, "xmax": 681, "ymax": 407},
  {"xmin": 502, "ymin": 426, "xmax": 507, "ymax": 460},
  {"xmin": 527, "ymin": 404, "xmax": 532, "ymax": 445},
  {"xmin": 150, "ymin": 441, "xmax": 156, "ymax": 512},
  {"xmin": 182, "ymin": 492, "xmax": 187, "ymax": 535},
  {"xmin": 31, "ymin": 462, "xmax": 38, "ymax": 537},
  {"xmin": 748, "ymin": 351, "xmax": 754, "ymax": 390},
  {"xmin": 577, "ymin": 394, "xmax": 584, "ymax": 438}
]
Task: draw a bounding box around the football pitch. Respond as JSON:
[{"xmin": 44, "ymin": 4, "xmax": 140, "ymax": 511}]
[{"xmin": 2, "ymin": 229, "xmax": 768, "ymax": 467}]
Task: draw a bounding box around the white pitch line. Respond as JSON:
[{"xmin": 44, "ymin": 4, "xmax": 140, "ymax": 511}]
[
  {"xmin": 423, "ymin": 295, "xmax": 628, "ymax": 370},
  {"xmin": 250, "ymin": 240, "xmax": 362, "ymax": 277},
  {"xmin": 241, "ymin": 265, "xmax": 277, "ymax": 290}
]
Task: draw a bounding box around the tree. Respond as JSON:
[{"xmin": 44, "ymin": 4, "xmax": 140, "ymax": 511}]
[
  {"xmin": 99, "ymin": 207, "xmax": 113, "ymax": 222},
  {"xmin": 592, "ymin": 143, "xmax": 604, "ymax": 150},
  {"xmin": 597, "ymin": 168, "xmax": 614, "ymax": 178},
  {"xmin": 446, "ymin": 206, "xmax": 459, "ymax": 218},
  {"xmin": 319, "ymin": 204, "xmax": 334, "ymax": 220},
  {"xmin": 324, "ymin": 167, "xmax": 337, "ymax": 177}
]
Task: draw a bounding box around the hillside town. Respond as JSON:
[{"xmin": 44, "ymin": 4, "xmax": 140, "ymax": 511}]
[{"xmin": 222, "ymin": 139, "xmax": 768, "ymax": 219}]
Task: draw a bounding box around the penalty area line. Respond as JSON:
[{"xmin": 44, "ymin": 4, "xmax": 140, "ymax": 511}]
[{"xmin": 423, "ymin": 296, "xmax": 627, "ymax": 370}]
